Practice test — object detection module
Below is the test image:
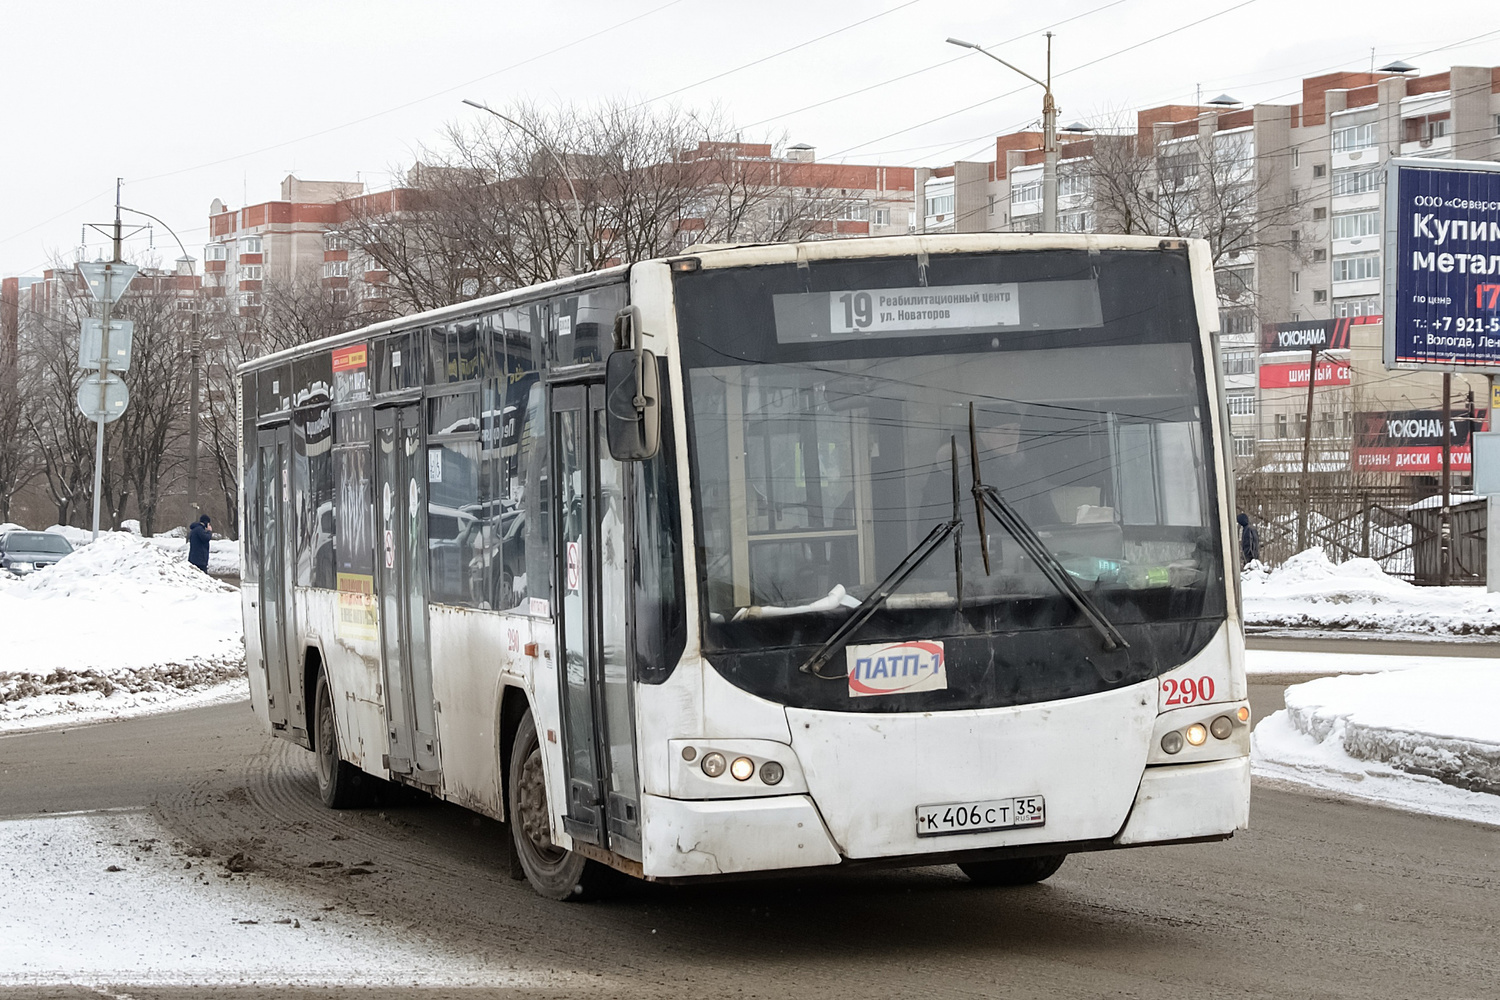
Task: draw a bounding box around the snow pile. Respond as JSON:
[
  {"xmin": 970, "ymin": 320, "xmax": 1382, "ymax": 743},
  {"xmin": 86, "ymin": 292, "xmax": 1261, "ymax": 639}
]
[
  {"xmin": 0, "ymin": 533, "xmax": 244, "ymax": 729},
  {"xmin": 1253, "ymin": 664, "xmax": 1500, "ymax": 826},
  {"xmin": 0, "ymin": 812, "xmax": 539, "ymax": 988},
  {"xmin": 1242, "ymin": 547, "xmax": 1500, "ymax": 635}
]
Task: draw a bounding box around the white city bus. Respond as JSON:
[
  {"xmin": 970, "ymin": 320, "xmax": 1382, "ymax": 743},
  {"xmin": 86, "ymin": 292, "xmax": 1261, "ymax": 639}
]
[{"xmin": 239, "ymin": 233, "xmax": 1250, "ymax": 900}]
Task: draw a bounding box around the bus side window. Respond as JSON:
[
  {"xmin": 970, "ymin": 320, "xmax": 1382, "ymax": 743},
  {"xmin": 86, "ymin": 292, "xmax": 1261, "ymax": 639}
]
[
  {"xmin": 634, "ymin": 362, "xmax": 686, "ymax": 683},
  {"xmin": 241, "ymin": 373, "xmax": 260, "ymax": 584},
  {"xmin": 498, "ymin": 307, "xmax": 550, "ymax": 614}
]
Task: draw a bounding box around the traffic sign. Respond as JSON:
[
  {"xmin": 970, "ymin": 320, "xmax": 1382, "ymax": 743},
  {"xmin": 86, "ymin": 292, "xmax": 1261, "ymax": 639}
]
[
  {"xmin": 76, "ymin": 374, "xmax": 129, "ymax": 424},
  {"xmin": 76, "ymin": 261, "xmax": 138, "ymax": 304},
  {"xmin": 79, "ymin": 318, "xmax": 134, "ymax": 371}
]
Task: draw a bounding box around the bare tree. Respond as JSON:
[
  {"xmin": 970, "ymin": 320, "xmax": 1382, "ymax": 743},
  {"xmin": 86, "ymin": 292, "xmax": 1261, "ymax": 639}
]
[
  {"xmin": 341, "ymin": 100, "xmax": 853, "ymax": 312},
  {"xmin": 18, "ymin": 288, "xmax": 102, "ymax": 526},
  {"xmin": 0, "ymin": 318, "xmax": 33, "ymax": 523}
]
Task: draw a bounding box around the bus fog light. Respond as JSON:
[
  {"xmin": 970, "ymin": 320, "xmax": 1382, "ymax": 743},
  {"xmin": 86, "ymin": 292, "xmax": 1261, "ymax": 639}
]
[
  {"xmin": 681, "ymin": 746, "xmax": 697, "ymax": 762},
  {"xmin": 1160, "ymin": 731, "xmax": 1184, "ymax": 754},
  {"xmin": 1210, "ymin": 716, "xmax": 1234, "ymax": 740},
  {"xmin": 730, "ymin": 756, "xmax": 755, "ymax": 781},
  {"xmin": 701, "ymin": 752, "xmax": 726, "ymax": 777},
  {"xmin": 759, "ymin": 760, "xmax": 785, "ymax": 785},
  {"xmin": 1185, "ymin": 723, "xmax": 1208, "ymax": 746},
  {"xmin": 1237, "ymin": 706, "xmax": 1251, "ymax": 723}
]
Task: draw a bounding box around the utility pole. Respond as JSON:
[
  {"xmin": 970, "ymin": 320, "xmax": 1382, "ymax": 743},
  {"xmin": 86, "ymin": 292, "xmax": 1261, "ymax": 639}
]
[
  {"xmin": 91, "ymin": 182, "xmax": 123, "ymax": 540},
  {"xmin": 1439, "ymin": 371, "xmax": 1452, "ymax": 586},
  {"xmin": 1297, "ymin": 346, "xmax": 1320, "ymax": 552},
  {"xmin": 945, "ymin": 34, "xmax": 1060, "ymax": 231}
]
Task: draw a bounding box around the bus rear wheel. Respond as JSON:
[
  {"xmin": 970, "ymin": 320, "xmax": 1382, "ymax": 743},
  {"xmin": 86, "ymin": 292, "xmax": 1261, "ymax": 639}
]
[
  {"xmin": 959, "ymin": 853, "xmax": 1067, "ymax": 886},
  {"xmin": 313, "ymin": 672, "xmax": 370, "ymax": 809},
  {"xmin": 507, "ymin": 712, "xmax": 605, "ymax": 901}
]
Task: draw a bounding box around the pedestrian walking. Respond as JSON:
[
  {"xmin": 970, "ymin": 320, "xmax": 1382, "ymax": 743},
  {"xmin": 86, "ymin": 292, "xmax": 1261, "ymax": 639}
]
[
  {"xmin": 189, "ymin": 514, "xmax": 212, "ymax": 573},
  {"xmin": 1236, "ymin": 512, "xmax": 1260, "ymax": 565}
]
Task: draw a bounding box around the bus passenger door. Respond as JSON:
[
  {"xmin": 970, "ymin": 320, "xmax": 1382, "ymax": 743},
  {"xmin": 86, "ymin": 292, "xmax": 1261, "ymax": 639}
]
[
  {"xmin": 374, "ymin": 403, "xmax": 441, "ymax": 784},
  {"xmin": 551, "ymin": 383, "xmax": 642, "ymax": 858},
  {"xmin": 256, "ymin": 426, "xmax": 294, "ymax": 732}
]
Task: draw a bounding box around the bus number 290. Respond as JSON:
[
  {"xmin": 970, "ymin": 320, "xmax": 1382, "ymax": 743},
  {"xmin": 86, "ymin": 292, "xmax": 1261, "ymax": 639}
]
[{"xmin": 1162, "ymin": 676, "xmax": 1215, "ymax": 706}]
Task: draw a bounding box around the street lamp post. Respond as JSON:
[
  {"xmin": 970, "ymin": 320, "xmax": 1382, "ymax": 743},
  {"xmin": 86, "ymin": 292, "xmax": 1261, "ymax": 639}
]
[
  {"xmin": 120, "ymin": 206, "xmax": 202, "ymax": 522},
  {"xmin": 461, "ymin": 99, "xmax": 589, "ymax": 274},
  {"xmin": 947, "ymin": 33, "xmax": 1060, "ymax": 233}
]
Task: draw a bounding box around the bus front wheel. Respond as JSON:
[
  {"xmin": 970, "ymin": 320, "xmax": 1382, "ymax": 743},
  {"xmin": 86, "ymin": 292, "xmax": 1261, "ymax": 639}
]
[
  {"xmin": 507, "ymin": 712, "xmax": 605, "ymax": 901},
  {"xmin": 959, "ymin": 854, "xmax": 1067, "ymax": 887},
  {"xmin": 313, "ymin": 672, "xmax": 370, "ymax": 809}
]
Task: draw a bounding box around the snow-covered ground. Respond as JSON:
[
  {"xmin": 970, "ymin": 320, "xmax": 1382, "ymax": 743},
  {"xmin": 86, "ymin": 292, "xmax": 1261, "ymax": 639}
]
[
  {"xmin": 1242, "ymin": 548, "xmax": 1500, "ymax": 636},
  {"xmin": 0, "ymin": 810, "xmax": 547, "ymax": 988},
  {"xmin": 0, "ymin": 531, "xmax": 245, "ymax": 731},
  {"xmin": 1253, "ymin": 664, "xmax": 1500, "ymax": 826}
]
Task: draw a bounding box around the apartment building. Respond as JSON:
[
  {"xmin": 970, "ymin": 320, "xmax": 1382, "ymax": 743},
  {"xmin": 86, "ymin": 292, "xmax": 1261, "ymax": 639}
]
[{"xmin": 923, "ymin": 62, "xmax": 1500, "ymax": 487}]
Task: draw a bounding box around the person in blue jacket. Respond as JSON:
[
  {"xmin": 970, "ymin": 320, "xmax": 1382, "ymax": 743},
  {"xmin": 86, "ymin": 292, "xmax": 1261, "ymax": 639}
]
[{"xmin": 188, "ymin": 514, "xmax": 212, "ymax": 573}]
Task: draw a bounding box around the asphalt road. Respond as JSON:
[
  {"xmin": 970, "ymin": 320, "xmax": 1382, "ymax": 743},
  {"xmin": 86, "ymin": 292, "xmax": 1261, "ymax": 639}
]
[{"xmin": 2, "ymin": 683, "xmax": 1498, "ymax": 1000}]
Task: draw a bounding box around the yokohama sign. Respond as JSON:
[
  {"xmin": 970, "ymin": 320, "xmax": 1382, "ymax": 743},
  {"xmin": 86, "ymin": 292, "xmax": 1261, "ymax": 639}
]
[
  {"xmin": 1352, "ymin": 407, "xmax": 1489, "ymax": 471},
  {"xmin": 1260, "ymin": 318, "xmax": 1352, "ymax": 353}
]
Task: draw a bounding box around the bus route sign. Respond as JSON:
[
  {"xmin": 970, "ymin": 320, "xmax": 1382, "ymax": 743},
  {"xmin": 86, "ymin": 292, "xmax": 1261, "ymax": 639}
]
[{"xmin": 1385, "ymin": 157, "xmax": 1500, "ymax": 372}]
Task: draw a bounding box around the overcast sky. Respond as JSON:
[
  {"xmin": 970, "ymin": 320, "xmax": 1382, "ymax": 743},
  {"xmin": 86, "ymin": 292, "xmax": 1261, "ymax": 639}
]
[{"xmin": 2, "ymin": 0, "xmax": 1496, "ymax": 277}]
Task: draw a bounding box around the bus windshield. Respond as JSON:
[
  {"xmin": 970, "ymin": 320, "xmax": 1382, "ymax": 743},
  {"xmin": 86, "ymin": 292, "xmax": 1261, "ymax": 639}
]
[{"xmin": 675, "ymin": 249, "xmax": 1227, "ymax": 712}]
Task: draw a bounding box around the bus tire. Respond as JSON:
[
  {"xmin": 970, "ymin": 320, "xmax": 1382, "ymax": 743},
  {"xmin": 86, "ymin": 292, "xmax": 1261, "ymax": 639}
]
[
  {"xmin": 959, "ymin": 853, "xmax": 1067, "ymax": 886},
  {"xmin": 313, "ymin": 671, "xmax": 369, "ymax": 810},
  {"xmin": 507, "ymin": 712, "xmax": 603, "ymax": 901}
]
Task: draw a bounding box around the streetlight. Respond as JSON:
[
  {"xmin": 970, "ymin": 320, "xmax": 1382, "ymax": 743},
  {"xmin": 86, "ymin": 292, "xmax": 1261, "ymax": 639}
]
[
  {"xmin": 947, "ymin": 34, "xmax": 1061, "ymax": 232},
  {"xmin": 461, "ymin": 98, "xmax": 588, "ymax": 273},
  {"xmin": 120, "ymin": 205, "xmax": 205, "ymax": 523}
]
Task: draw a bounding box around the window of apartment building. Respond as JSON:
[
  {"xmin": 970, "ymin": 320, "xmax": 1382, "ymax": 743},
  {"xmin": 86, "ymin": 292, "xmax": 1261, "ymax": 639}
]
[
  {"xmin": 1274, "ymin": 413, "xmax": 1288, "ymax": 438},
  {"xmin": 874, "ymin": 207, "xmax": 891, "ymax": 226},
  {"xmin": 839, "ymin": 200, "xmax": 869, "ymax": 222},
  {"xmin": 1404, "ymin": 114, "xmax": 1448, "ymax": 144},
  {"xmin": 1227, "ymin": 390, "xmax": 1256, "ymax": 417},
  {"xmin": 325, "ymin": 233, "xmax": 352, "ymax": 252},
  {"xmin": 1219, "ymin": 309, "xmax": 1256, "ymax": 337},
  {"xmin": 1292, "ymin": 272, "xmax": 1300, "ymax": 292},
  {"xmin": 1313, "ymin": 248, "xmax": 1327, "ymax": 262},
  {"xmin": 925, "ymin": 192, "xmax": 954, "ymax": 217},
  {"xmin": 1057, "ymin": 170, "xmax": 1089, "ymax": 198},
  {"xmin": 1009, "ymin": 179, "xmax": 1042, "ymax": 205},
  {"xmin": 1332, "ymin": 295, "xmax": 1380, "ymax": 318},
  {"xmin": 1216, "ymin": 265, "xmax": 1254, "ymax": 301},
  {"xmin": 1333, "ymin": 253, "xmax": 1379, "ymax": 282},
  {"xmin": 1060, "ymin": 211, "xmax": 1093, "ymax": 233},
  {"xmin": 240, "ymin": 235, "xmax": 263, "ymax": 254},
  {"xmin": 1313, "ymin": 207, "xmax": 1327, "ymax": 220},
  {"xmin": 1313, "ymin": 164, "xmax": 1326, "ymax": 178},
  {"xmin": 1221, "ymin": 348, "xmax": 1255, "ymax": 376},
  {"xmin": 1332, "ymin": 211, "xmax": 1379, "ymax": 240},
  {"xmin": 1313, "ymin": 290, "xmax": 1328, "ymax": 302},
  {"xmin": 241, "ymin": 265, "xmax": 263, "ymax": 281},
  {"xmin": 1233, "ymin": 434, "xmax": 1256, "ymax": 458},
  {"xmin": 324, "ymin": 260, "xmax": 349, "ymax": 278},
  {"xmin": 1292, "ymin": 148, "xmax": 1300, "ymax": 168},
  {"xmin": 237, "ymin": 291, "xmax": 261, "ymax": 308},
  {"xmin": 1331, "ymin": 122, "xmax": 1377, "ymax": 153},
  {"xmin": 987, "ymin": 195, "xmax": 996, "ymax": 217},
  {"xmin": 204, "ymin": 244, "xmax": 227, "ymax": 261},
  {"xmin": 1332, "ymin": 166, "xmax": 1379, "ymax": 196},
  {"xmin": 1495, "ymin": 114, "xmax": 1500, "ymax": 137}
]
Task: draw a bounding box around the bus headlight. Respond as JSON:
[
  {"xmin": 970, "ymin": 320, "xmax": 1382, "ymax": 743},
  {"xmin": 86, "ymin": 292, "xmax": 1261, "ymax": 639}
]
[
  {"xmin": 729, "ymin": 756, "xmax": 755, "ymax": 781},
  {"xmin": 1185, "ymin": 723, "xmax": 1208, "ymax": 746},
  {"xmin": 701, "ymin": 752, "xmax": 726, "ymax": 777},
  {"xmin": 1210, "ymin": 716, "xmax": 1234, "ymax": 740},
  {"xmin": 1160, "ymin": 730, "xmax": 1184, "ymax": 754},
  {"xmin": 759, "ymin": 761, "xmax": 784, "ymax": 785}
]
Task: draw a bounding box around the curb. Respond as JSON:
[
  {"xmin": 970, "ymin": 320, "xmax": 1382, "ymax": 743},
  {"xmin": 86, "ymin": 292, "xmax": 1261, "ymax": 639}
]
[{"xmin": 1286, "ymin": 703, "xmax": 1500, "ymax": 796}]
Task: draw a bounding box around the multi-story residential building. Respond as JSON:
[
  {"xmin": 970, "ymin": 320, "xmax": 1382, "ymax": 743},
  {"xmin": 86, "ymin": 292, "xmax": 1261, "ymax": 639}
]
[{"xmin": 923, "ymin": 62, "xmax": 1500, "ymax": 488}]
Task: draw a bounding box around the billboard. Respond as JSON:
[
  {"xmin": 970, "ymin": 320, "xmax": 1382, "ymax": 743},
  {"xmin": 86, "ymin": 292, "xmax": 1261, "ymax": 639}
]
[
  {"xmin": 1260, "ymin": 318, "xmax": 1352, "ymax": 354},
  {"xmin": 1385, "ymin": 157, "xmax": 1500, "ymax": 372},
  {"xmin": 1258, "ymin": 357, "xmax": 1351, "ymax": 389},
  {"xmin": 1352, "ymin": 407, "xmax": 1488, "ymax": 473}
]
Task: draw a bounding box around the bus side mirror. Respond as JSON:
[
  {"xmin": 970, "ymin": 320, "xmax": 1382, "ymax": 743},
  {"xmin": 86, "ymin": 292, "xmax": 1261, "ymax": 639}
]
[{"xmin": 605, "ymin": 349, "xmax": 660, "ymax": 461}]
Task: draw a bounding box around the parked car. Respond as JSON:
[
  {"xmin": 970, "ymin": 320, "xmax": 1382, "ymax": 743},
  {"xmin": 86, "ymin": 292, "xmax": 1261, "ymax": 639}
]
[{"xmin": 0, "ymin": 530, "xmax": 74, "ymax": 575}]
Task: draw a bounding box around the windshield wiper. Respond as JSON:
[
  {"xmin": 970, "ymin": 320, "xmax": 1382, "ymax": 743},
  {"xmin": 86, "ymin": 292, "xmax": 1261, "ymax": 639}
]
[
  {"xmin": 801, "ymin": 439, "xmax": 965, "ymax": 681},
  {"xmin": 967, "ymin": 404, "xmax": 1128, "ymax": 652}
]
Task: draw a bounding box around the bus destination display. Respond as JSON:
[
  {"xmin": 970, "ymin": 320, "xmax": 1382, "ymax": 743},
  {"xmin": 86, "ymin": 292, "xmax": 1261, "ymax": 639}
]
[
  {"xmin": 1387, "ymin": 159, "xmax": 1500, "ymax": 371},
  {"xmin": 773, "ymin": 278, "xmax": 1102, "ymax": 343}
]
